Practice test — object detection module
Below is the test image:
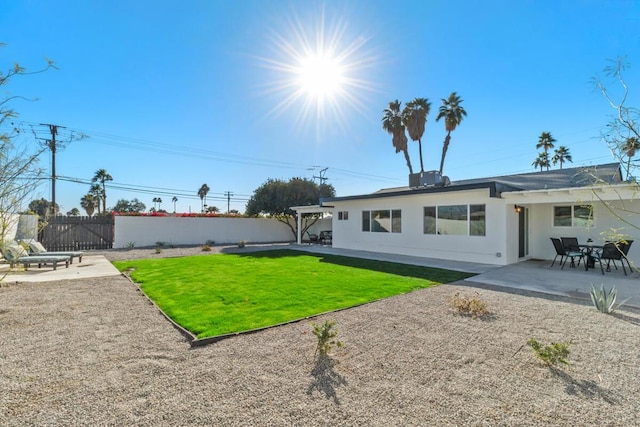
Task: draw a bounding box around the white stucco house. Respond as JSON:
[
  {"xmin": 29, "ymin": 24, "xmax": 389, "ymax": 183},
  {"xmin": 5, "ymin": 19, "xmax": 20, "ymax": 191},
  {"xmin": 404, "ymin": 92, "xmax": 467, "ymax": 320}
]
[{"xmin": 307, "ymin": 163, "xmax": 639, "ymax": 266}]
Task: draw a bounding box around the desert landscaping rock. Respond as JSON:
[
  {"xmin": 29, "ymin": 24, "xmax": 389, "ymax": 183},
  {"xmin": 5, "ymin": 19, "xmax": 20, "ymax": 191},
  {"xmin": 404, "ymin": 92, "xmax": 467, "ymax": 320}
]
[{"xmin": 1, "ymin": 246, "xmax": 639, "ymax": 426}]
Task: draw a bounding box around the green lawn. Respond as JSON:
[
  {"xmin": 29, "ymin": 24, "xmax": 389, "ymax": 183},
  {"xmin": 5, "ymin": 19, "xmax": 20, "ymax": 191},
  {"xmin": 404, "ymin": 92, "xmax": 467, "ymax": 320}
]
[{"xmin": 113, "ymin": 250, "xmax": 473, "ymax": 339}]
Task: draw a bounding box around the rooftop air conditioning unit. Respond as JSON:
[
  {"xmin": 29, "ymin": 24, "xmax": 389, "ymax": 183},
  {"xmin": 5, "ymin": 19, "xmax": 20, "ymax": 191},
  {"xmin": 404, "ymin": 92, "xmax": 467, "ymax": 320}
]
[{"xmin": 409, "ymin": 170, "xmax": 443, "ymax": 187}]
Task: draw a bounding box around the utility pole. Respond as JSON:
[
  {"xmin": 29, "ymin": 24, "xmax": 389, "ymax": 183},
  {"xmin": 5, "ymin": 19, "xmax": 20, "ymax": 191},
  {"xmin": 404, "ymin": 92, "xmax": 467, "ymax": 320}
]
[
  {"xmin": 313, "ymin": 167, "xmax": 329, "ymax": 185},
  {"xmin": 39, "ymin": 124, "xmax": 63, "ymax": 215},
  {"xmin": 224, "ymin": 191, "xmax": 233, "ymax": 213},
  {"xmin": 34, "ymin": 124, "xmax": 85, "ymax": 216}
]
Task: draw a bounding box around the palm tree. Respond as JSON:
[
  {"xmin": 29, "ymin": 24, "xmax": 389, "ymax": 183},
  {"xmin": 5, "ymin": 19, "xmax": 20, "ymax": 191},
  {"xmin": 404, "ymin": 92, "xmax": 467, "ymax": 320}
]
[
  {"xmin": 89, "ymin": 184, "xmax": 102, "ymax": 214},
  {"xmin": 382, "ymin": 100, "xmax": 413, "ymax": 174},
  {"xmin": 532, "ymin": 152, "xmax": 550, "ymax": 172},
  {"xmin": 552, "ymin": 146, "xmax": 573, "ymax": 169},
  {"xmin": 172, "ymin": 196, "xmax": 178, "ymax": 213},
  {"xmin": 152, "ymin": 197, "xmax": 163, "ymax": 211},
  {"xmin": 80, "ymin": 194, "xmax": 96, "ymax": 217},
  {"xmin": 622, "ymin": 136, "xmax": 640, "ymax": 180},
  {"xmin": 536, "ymin": 132, "xmax": 556, "ymax": 171},
  {"xmin": 92, "ymin": 169, "xmax": 113, "ymax": 214},
  {"xmin": 435, "ymin": 92, "xmax": 467, "ymax": 175},
  {"xmin": 401, "ymin": 98, "xmax": 431, "ymax": 173},
  {"xmin": 198, "ymin": 183, "xmax": 210, "ymax": 212}
]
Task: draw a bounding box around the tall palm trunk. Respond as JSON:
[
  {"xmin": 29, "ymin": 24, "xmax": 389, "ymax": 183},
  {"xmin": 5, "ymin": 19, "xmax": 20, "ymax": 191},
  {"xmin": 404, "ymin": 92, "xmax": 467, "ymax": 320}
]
[
  {"xmin": 417, "ymin": 138, "xmax": 424, "ymax": 172},
  {"xmin": 439, "ymin": 132, "xmax": 452, "ymax": 175},
  {"xmin": 102, "ymin": 184, "xmax": 107, "ymax": 213},
  {"xmin": 403, "ymin": 149, "xmax": 413, "ymax": 174},
  {"xmin": 544, "ymin": 148, "xmax": 549, "ymax": 171}
]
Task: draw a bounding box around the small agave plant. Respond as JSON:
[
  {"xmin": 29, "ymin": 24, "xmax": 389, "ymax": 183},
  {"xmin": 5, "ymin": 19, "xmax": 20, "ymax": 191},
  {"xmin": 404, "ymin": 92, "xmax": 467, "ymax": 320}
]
[{"xmin": 590, "ymin": 284, "xmax": 628, "ymax": 314}]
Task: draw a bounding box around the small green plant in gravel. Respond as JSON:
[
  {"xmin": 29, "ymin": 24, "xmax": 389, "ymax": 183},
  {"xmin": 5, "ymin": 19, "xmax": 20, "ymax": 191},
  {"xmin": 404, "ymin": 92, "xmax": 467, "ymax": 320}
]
[
  {"xmin": 155, "ymin": 247, "xmax": 162, "ymax": 254},
  {"xmin": 126, "ymin": 241, "xmax": 135, "ymax": 249},
  {"xmin": 590, "ymin": 284, "xmax": 628, "ymax": 314},
  {"xmin": 238, "ymin": 240, "xmax": 247, "ymax": 248},
  {"xmin": 201, "ymin": 244, "xmax": 212, "ymax": 252},
  {"xmin": 450, "ymin": 291, "xmax": 490, "ymax": 318},
  {"xmin": 312, "ymin": 320, "xmax": 344, "ymax": 357},
  {"xmin": 527, "ymin": 338, "xmax": 570, "ymax": 366}
]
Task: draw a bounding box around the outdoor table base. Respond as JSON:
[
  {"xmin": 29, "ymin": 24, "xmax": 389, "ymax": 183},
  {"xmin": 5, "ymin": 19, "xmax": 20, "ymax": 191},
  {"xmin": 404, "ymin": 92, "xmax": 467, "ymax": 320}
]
[{"xmin": 580, "ymin": 245, "xmax": 604, "ymax": 271}]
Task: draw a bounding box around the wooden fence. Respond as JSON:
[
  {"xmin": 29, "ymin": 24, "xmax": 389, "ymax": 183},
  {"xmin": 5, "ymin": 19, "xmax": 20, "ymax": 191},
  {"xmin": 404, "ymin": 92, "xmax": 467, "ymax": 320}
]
[{"xmin": 38, "ymin": 216, "xmax": 114, "ymax": 251}]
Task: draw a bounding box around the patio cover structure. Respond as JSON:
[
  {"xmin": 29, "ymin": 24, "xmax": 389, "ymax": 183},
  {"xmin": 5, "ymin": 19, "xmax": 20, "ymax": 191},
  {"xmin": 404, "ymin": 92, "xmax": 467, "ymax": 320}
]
[{"xmin": 290, "ymin": 205, "xmax": 333, "ymax": 245}]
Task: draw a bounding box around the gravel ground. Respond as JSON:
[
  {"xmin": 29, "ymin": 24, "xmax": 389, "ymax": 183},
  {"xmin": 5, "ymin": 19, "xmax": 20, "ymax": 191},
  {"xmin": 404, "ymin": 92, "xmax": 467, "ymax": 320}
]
[{"xmin": 1, "ymin": 246, "xmax": 640, "ymax": 426}]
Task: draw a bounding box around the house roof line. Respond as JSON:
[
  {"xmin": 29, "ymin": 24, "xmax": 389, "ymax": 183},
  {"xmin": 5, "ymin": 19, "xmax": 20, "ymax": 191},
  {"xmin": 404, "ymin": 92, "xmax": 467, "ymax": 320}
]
[
  {"xmin": 321, "ymin": 182, "xmax": 501, "ymax": 205},
  {"xmin": 321, "ymin": 162, "xmax": 623, "ymax": 205}
]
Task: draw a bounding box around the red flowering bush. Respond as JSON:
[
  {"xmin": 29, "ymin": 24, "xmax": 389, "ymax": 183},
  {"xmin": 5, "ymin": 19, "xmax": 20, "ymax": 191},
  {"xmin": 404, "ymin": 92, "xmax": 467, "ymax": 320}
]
[{"xmin": 113, "ymin": 212, "xmax": 247, "ymax": 218}]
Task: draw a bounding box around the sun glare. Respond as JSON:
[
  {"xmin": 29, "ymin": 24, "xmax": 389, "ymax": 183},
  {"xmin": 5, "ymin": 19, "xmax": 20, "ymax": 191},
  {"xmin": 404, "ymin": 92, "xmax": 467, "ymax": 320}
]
[
  {"xmin": 295, "ymin": 53, "xmax": 345, "ymax": 100},
  {"xmin": 257, "ymin": 7, "xmax": 377, "ymax": 133}
]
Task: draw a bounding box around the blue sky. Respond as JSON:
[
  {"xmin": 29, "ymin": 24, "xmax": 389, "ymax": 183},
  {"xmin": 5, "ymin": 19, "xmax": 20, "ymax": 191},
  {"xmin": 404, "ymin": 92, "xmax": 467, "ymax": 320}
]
[{"xmin": 2, "ymin": 0, "xmax": 639, "ymax": 214}]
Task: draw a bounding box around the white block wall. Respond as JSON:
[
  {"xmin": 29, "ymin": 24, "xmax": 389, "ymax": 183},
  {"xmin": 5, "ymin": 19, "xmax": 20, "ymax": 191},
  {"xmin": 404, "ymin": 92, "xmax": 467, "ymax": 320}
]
[{"xmin": 114, "ymin": 216, "xmax": 297, "ymax": 248}]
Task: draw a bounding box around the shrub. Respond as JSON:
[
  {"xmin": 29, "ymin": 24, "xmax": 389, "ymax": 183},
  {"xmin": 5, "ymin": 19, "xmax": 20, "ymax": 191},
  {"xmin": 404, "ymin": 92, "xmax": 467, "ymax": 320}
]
[
  {"xmin": 238, "ymin": 240, "xmax": 247, "ymax": 248},
  {"xmin": 126, "ymin": 242, "xmax": 135, "ymax": 249},
  {"xmin": 205, "ymin": 239, "xmax": 215, "ymax": 246},
  {"xmin": 311, "ymin": 320, "xmax": 344, "ymax": 357},
  {"xmin": 155, "ymin": 241, "xmax": 165, "ymax": 247},
  {"xmin": 590, "ymin": 284, "xmax": 628, "ymax": 314},
  {"xmin": 450, "ymin": 291, "xmax": 490, "ymax": 318},
  {"xmin": 527, "ymin": 338, "xmax": 570, "ymax": 366}
]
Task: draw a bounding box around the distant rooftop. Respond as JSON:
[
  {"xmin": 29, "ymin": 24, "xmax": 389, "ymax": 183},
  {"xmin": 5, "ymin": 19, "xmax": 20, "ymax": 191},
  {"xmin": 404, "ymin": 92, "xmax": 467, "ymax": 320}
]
[{"xmin": 450, "ymin": 162, "xmax": 622, "ymax": 191}]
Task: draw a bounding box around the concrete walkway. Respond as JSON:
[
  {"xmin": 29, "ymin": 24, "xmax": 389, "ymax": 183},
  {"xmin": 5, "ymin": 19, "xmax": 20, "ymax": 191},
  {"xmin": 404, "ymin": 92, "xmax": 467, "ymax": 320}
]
[
  {"xmin": 293, "ymin": 244, "xmax": 497, "ymax": 274},
  {"xmin": 293, "ymin": 244, "xmax": 640, "ymax": 310}
]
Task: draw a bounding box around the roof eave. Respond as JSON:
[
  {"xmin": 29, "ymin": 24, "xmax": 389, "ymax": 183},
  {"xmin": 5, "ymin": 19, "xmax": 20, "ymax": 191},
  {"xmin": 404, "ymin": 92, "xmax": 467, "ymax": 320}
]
[{"xmin": 322, "ymin": 181, "xmax": 509, "ymax": 204}]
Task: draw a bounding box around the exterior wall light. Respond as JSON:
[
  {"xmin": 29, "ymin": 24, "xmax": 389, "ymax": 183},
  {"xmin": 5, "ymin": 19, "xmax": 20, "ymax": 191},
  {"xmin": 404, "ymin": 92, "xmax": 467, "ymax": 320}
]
[{"xmin": 514, "ymin": 205, "xmax": 524, "ymax": 213}]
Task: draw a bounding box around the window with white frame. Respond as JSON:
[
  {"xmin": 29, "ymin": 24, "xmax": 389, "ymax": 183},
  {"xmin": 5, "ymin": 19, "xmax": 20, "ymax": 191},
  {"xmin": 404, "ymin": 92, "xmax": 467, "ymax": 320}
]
[
  {"xmin": 362, "ymin": 209, "xmax": 401, "ymax": 233},
  {"xmin": 338, "ymin": 211, "xmax": 349, "ymax": 220},
  {"xmin": 553, "ymin": 205, "xmax": 592, "ymax": 227},
  {"xmin": 423, "ymin": 204, "xmax": 486, "ymax": 236}
]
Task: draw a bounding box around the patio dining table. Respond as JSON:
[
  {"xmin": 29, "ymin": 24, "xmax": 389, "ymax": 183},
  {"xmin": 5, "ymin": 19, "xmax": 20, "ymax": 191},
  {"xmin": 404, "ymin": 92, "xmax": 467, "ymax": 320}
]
[{"xmin": 579, "ymin": 244, "xmax": 604, "ymax": 271}]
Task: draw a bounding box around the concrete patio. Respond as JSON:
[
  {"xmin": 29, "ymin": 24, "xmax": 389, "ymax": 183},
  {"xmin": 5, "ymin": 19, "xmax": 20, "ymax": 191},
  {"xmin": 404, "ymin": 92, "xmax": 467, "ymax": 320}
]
[
  {"xmin": 294, "ymin": 245, "xmax": 640, "ymax": 311},
  {"xmin": 0, "ymin": 255, "xmax": 121, "ymax": 283}
]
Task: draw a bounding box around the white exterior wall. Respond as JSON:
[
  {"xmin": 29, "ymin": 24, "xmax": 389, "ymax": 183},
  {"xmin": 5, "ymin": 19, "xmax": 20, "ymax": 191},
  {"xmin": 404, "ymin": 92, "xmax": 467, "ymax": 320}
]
[
  {"xmin": 526, "ymin": 200, "xmax": 640, "ymax": 266},
  {"xmin": 327, "ymin": 183, "xmax": 640, "ymax": 266},
  {"xmin": 331, "ymin": 188, "xmax": 511, "ymax": 265},
  {"xmin": 114, "ymin": 216, "xmax": 295, "ymax": 248}
]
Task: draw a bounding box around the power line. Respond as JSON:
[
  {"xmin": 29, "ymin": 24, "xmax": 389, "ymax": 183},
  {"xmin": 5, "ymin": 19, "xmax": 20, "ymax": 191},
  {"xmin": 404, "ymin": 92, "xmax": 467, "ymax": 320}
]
[
  {"xmin": 15, "ymin": 122, "xmax": 617, "ymax": 190},
  {"xmin": 55, "ymin": 175, "xmax": 250, "ymax": 206},
  {"xmin": 24, "ymin": 123, "xmax": 87, "ymax": 213},
  {"xmin": 19, "ymin": 122, "xmax": 406, "ymax": 185}
]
